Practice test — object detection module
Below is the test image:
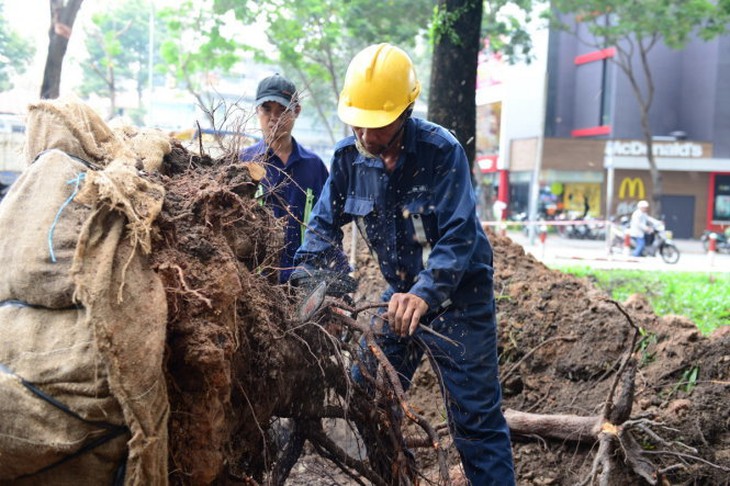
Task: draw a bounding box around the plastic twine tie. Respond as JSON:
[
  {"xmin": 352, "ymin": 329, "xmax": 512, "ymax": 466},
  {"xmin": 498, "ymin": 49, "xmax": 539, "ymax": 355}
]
[{"xmin": 48, "ymin": 172, "xmax": 86, "ymax": 263}]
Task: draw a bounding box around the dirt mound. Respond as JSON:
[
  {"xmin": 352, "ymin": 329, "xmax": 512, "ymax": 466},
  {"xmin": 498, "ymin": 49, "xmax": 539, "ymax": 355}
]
[{"xmin": 405, "ymin": 230, "xmax": 729, "ymax": 485}]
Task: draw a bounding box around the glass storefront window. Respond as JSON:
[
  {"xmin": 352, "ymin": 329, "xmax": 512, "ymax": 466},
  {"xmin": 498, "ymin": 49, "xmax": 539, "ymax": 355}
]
[{"xmin": 713, "ymin": 174, "xmax": 730, "ymax": 223}]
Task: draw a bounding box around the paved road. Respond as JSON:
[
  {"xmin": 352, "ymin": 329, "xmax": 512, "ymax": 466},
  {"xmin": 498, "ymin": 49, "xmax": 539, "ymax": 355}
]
[{"xmin": 502, "ymin": 230, "xmax": 730, "ymax": 273}]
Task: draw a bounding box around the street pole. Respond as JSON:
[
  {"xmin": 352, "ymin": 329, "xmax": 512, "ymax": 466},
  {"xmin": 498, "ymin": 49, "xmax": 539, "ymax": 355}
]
[
  {"xmin": 605, "ymin": 146, "xmax": 614, "ymax": 257},
  {"xmin": 147, "ymin": 3, "xmax": 155, "ymax": 124},
  {"xmin": 604, "ymin": 46, "xmax": 619, "ymax": 257},
  {"xmin": 349, "ymin": 223, "xmax": 358, "ymax": 271},
  {"xmin": 527, "ymin": 69, "xmax": 548, "ymax": 245}
]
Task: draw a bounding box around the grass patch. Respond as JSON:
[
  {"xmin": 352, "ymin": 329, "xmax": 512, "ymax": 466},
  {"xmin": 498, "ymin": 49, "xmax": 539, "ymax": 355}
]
[{"xmin": 555, "ymin": 267, "xmax": 730, "ymax": 335}]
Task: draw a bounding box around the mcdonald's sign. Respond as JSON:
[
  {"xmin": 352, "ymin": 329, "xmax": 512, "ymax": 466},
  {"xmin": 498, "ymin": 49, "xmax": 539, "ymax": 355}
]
[{"xmin": 618, "ymin": 177, "xmax": 645, "ymax": 199}]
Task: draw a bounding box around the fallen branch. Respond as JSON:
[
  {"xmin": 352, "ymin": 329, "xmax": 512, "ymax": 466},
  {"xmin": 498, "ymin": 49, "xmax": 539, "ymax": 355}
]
[
  {"xmin": 501, "ymin": 299, "xmax": 725, "ymax": 486},
  {"xmin": 504, "ymin": 409, "xmax": 602, "ymax": 443},
  {"xmin": 347, "ymin": 316, "xmax": 450, "ymax": 485}
]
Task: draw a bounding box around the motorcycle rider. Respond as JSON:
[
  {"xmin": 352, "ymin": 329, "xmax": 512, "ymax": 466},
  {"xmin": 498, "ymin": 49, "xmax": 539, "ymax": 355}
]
[{"xmin": 629, "ymin": 200, "xmax": 661, "ymax": 257}]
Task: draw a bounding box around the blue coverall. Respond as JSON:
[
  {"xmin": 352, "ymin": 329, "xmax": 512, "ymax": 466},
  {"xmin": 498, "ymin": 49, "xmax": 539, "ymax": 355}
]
[
  {"xmin": 241, "ymin": 139, "xmax": 329, "ymax": 283},
  {"xmin": 294, "ymin": 117, "xmax": 515, "ymax": 485}
]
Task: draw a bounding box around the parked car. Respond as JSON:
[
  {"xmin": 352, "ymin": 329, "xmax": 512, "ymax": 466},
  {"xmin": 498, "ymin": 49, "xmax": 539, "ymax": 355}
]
[{"xmin": 0, "ymin": 113, "xmax": 25, "ymax": 134}]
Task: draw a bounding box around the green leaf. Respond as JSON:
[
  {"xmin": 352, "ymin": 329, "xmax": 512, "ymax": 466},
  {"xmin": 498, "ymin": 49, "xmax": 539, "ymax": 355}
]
[{"xmin": 0, "ymin": 0, "xmax": 36, "ymax": 91}]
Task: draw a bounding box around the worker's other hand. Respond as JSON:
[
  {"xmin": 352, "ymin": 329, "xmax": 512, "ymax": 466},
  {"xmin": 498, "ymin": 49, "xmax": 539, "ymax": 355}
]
[{"xmin": 387, "ymin": 293, "xmax": 428, "ymax": 337}]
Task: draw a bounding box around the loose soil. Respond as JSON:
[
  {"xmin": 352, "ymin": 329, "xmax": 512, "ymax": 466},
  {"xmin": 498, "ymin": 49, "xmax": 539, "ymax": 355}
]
[{"xmin": 156, "ymin": 143, "xmax": 730, "ymax": 485}]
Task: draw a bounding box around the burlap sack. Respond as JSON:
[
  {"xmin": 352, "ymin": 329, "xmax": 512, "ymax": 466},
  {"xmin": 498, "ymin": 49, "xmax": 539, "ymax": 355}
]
[
  {"xmin": 61, "ymin": 100, "xmax": 170, "ymax": 485},
  {"xmin": 71, "ymin": 205, "xmax": 170, "ymax": 486},
  {"xmin": 0, "ymin": 150, "xmax": 92, "ymax": 308},
  {"xmin": 0, "ymin": 304, "xmax": 128, "ymax": 483},
  {"xmin": 110, "ymin": 123, "xmax": 170, "ymax": 173},
  {"xmin": 0, "ymin": 96, "xmax": 143, "ymax": 308},
  {"xmin": 0, "ymin": 98, "xmax": 170, "ymax": 485},
  {"xmin": 23, "ymin": 96, "xmax": 134, "ymax": 168}
]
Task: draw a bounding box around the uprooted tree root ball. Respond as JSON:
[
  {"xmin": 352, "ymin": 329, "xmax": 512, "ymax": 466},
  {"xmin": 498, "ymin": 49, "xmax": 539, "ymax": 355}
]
[
  {"xmin": 152, "ymin": 141, "xmax": 446, "ymax": 485},
  {"xmin": 152, "ymin": 142, "xmax": 290, "ymax": 483}
]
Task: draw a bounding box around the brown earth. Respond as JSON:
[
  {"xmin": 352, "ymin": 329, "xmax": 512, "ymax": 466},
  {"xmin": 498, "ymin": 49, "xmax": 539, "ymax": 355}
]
[
  {"xmin": 156, "ymin": 143, "xmax": 729, "ymax": 485},
  {"xmin": 152, "ymin": 143, "xmax": 290, "ymax": 484}
]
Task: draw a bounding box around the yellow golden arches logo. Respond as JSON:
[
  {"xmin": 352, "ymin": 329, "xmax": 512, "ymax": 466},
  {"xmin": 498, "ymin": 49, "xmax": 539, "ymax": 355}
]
[{"xmin": 618, "ymin": 177, "xmax": 645, "ymax": 199}]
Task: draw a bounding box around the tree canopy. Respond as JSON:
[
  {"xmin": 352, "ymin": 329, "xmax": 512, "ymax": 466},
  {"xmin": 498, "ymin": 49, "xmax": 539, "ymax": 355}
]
[
  {"xmin": 158, "ymin": 0, "xmax": 243, "ymax": 127},
  {"xmin": 79, "ymin": 0, "xmax": 155, "ymax": 121},
  {"xmin": 552, "ymin": 0, "xmax": 728, "ymax": 49},
  {"xmin": 0, "ymin": 0, "xmax": 36, "ymax": 92}
]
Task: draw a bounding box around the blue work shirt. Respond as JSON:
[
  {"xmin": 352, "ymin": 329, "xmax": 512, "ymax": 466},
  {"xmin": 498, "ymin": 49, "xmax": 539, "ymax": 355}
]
[
  {"xmin": 240, "ymin": 138, "xmax": 329, "ymax": 283},
  {"xmin": 294, "ymin": 117, "xmax": 494, "ymax": 312}
]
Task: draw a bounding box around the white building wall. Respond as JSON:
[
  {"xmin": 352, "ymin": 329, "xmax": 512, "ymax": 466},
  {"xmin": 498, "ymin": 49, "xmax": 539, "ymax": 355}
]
[{"xmin": 476, "ymin": 26, "xmax": 549, "ymax": 170}]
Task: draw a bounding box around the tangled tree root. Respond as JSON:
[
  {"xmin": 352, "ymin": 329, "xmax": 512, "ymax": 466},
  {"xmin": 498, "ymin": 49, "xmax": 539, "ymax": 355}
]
[{"xmin": 505, "ymin": 300, "xmax": 730, "ymax": 485}]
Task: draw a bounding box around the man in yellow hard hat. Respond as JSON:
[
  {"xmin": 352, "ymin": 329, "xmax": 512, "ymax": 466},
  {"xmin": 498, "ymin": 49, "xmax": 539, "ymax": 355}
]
[{"xmin": 294, "ymin": 43, "xmax": 515, "ymax": 484}]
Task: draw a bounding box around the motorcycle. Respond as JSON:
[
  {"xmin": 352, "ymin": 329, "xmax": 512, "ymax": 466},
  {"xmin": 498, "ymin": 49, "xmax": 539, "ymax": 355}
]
[
  {"xmin": 700, "ymin": 228, "xmax": 730, "ymax": 254},
  {"xmin": 507, "ymin": 211, "xmax": 530, "ymax": 236},
  {"xmin": 610, "ymin": 219, "xmax": 680, "ymax": 264},
  {"xmin": 556, "ymin": 213, "xmax": 606, "ymax": 240}
]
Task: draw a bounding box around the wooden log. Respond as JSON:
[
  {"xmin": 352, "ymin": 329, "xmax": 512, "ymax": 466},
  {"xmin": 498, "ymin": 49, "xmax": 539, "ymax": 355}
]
[{"xmin": 505, "ymin": 409, "xmax": 603, "ymax": 443}]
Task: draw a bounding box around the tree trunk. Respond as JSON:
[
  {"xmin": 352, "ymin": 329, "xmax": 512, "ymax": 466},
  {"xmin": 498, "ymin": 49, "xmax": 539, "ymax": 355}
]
[
  {"xmin": 427, "ymin": 0, "xmax": 483, "ymax": 173},
  {"xmin": 615, "ymin": 38, "xmax": 663, "ymax": 217},
  {"xmin": 108, "ymin": 66, "xmax": 116, "ymax": 119},
  {"xmin": 635, "ymin": 39, "xmax": 662, "ymax": 218},
  {"xmin": 41, "ymin": 0, "xmax": 85, "ymax": 99},
  {"xmin": 642, "ymin": 117, "xmax": 664, "ymax": 219}
]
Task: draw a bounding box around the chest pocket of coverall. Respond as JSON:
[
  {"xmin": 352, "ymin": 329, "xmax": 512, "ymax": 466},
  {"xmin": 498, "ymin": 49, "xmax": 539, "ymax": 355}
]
[
  {"xmin": 403, "ymin": 197, "xmax": 436, "ymax": 268},
  {"xmin": 344, "ymin": 196, "xmax": 379, "ymax": 263}
]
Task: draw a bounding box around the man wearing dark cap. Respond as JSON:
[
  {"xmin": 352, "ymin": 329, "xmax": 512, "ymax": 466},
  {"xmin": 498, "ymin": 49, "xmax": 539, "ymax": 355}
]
[{"xmin": 240, "ymin": 74, "xmax": 331, "ymax": 283}]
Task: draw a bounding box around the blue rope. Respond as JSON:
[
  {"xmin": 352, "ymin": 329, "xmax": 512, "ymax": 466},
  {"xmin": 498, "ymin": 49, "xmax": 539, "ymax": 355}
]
[
  {"xmin": 48, "ymin": 172, "xmax": 86, "ymax": 263},
  {"xmin": 0, "ymin": 361, "xmax": 129, "ymax": 482}
]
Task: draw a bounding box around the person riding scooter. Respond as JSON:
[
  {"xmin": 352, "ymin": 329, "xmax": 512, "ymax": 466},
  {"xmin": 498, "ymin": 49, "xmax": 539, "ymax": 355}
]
[{"xmin": 629, "ymin": 200, "xmax": 662, "ymax": 257}]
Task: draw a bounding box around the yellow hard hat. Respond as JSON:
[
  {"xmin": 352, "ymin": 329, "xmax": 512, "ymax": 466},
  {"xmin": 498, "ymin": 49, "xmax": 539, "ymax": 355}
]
[{"xmin": 338, "ymin": 43, "xmax": 421, "ymax": 128}]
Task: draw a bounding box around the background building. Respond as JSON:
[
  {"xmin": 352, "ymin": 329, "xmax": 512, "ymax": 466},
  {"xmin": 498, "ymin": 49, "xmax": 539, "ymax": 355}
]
[{"xmin": 481, "ymin": 16, "xmax": 730, "ymax": 238}]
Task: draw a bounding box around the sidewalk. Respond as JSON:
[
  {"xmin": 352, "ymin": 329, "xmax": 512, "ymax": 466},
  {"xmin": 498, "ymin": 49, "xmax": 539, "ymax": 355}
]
[{"xmin": 501, "ymin": 230, "xmax": 729, "ymax": 273}]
